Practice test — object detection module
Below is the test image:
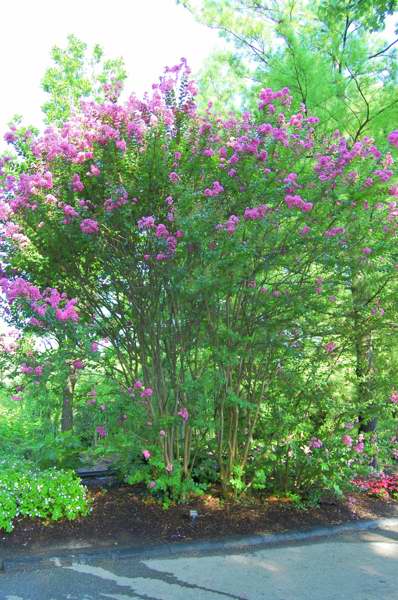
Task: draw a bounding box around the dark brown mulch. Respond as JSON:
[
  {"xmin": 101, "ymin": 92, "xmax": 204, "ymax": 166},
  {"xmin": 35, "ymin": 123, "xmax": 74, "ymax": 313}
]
[{"xmin": 1, "ymin": 486, "xmax": 398, "ymax": 556}]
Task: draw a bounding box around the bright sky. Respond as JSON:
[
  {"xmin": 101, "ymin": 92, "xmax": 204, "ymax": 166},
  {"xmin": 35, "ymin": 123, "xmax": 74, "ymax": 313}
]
[
  {"xmin": 0, "ymin": 0, "xmax": 220, "ymax": 131},
  {"xmin": 1, "ymin": 1, "xmax": 396, "ymax": 136}
]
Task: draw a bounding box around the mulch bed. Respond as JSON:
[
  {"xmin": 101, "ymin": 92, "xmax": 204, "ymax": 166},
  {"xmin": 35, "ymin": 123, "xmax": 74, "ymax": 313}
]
[{"xmin": 1, "ymin": 486, "xmax": 398, "ymax": 556}]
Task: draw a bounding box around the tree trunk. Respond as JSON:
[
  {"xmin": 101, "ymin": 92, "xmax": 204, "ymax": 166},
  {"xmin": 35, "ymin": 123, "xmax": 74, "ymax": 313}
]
[
  {"xmin": 61, "ymin": 372, "xmax": 76, "ymax": 432},
  {"xmin": 352, "ymin": 272, "xmax": 378, "ymax": 466}
]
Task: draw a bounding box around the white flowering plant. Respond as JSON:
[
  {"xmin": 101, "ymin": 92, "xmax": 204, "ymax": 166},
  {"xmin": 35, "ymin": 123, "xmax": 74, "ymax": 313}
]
[{"xmin": 0, "ymin": 459, "xmax": 91, "ymax": 532}]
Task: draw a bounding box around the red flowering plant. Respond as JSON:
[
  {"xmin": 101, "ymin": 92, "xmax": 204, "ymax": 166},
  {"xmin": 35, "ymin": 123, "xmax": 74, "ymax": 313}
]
[
  {"xmin": 352, "ymin": 473, "xmax": 398, "ymax": 499},
  {"xmin": 1, "ymin": 61, "xmax": 398, "ymax": 499}
]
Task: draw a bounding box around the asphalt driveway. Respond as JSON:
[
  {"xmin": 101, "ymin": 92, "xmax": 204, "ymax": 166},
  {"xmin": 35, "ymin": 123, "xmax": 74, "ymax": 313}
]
[{"xmin": 1, "ymin": 522, "xmax": 398, "ymax": 599}]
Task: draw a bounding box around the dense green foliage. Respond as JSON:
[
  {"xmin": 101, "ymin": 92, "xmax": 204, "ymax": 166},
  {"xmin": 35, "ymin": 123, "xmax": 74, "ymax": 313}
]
[
  {"xmin": 0, "ymin": 458, "xmax": 90, "ymax": 532},
  {"xmin": 182, "ymin": 0, "xmax": 398, "ymax": 142}
]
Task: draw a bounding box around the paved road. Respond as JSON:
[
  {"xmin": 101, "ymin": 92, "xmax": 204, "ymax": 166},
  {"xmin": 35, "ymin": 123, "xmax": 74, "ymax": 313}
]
[{"xmin": 1, "ymin": 523, "xmax": 398, "ymax": 600}]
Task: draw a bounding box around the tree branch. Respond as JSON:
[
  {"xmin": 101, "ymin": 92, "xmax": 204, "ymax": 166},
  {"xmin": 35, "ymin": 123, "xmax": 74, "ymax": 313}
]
[{"xmin": 368, "ymin": 38, "xmax": 398, "ymax": 60}]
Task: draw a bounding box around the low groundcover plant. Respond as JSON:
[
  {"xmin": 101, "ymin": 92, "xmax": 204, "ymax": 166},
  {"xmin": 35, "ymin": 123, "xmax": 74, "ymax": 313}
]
[{"xmin": 0, "ymin": 459, "xmax": 90, "ymax": 532}]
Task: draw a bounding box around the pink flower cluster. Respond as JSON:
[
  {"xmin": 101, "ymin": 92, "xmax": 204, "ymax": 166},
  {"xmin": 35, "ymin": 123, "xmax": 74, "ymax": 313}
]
[
  {"xmin": 204, "ymin": 181, "xmax": 224, "ymax": 197},
  {"xmin": 133, "ymin": 379, "xmax": 153, "ymax": 398},
  {"xmin": 20, "ymin": 363, "xmax": 43, "ymax": 376},
  {"xmin": 138, "ymin": 216, "xmax": 155, "ymax": 230},
  {"xmin": 0, "ymin": 277, "xmax": 79, "ymax": 323},
  {"xmin": 72, "ymin": 359, "xmax": 85, "ymax": 370},
  {"xmin": 284, "ymin": 194, "xmax": 313, "ymax": 212},
  {"xmin": 104, "ymin": 190, "xmax": 128, "ymax": 212},
  {"xmin": 309, "ymin": 437, "xmax": 323, "ymax": 449},
  {"xmin": 324, "ymin": 341, "xmax": 337, "ymax": 353},
  {"xmin": 390, "ymin": 390, "xmax": 398, "ymax": 404},
  {"xmin": 388, "ymin": 131, "xmax": 398, "ymax": 148},
  {"xmin": 217, "ymin": 214, "xmax": 240, "ymax": 234},
  {"xmin": 324, "ymin": 227, "xmax": 345, "ymax": 238},
  {"xmin": 244, "ymin": 204, "xmax": 269, "ymax": 220},
  {"xmin": 96, "ymin": 426, "xmax": 107, "ymax": 438},
  {"xmin": 178, "ymin": 407, "xmax": 189, "ymax": 422},
  {"xmin": 258, "ymin": 86, "xmax": 292, "ymax": 110},
  {"xmin": 80, "ymin": 219, "xmax": 99, "ymax": 234}
]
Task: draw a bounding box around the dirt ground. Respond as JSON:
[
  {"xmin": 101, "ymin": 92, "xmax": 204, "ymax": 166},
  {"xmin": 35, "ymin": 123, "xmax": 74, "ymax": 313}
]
[{"xmin": 2, "ymin": 485, "xmax": 398, "ymax": 556}]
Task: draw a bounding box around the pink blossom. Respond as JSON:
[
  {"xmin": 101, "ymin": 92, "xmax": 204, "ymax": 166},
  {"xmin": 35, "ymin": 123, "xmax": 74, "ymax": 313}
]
[
  {"xmin": 159, "ymin": 430, "xmax": 166, "ymax": 437},
  {"xmin": 96, "ymin": 426, "xmax": 107, "ymax": 438},
  {"xmin": 71, "ymin": 174, "xmax": 84, "ymax": 192},
  {"xmin": 362, "ymin": 247, "xmax": 372, "ymax": 255},
  {"xmin": 99, "ymin": 404, "xmax": 106, "ymax": 412},
  {"xmin": 140, "ymin": 387, "xmax": 153, "ymax": 398},
  {"xmin": 244, "ymin": 204, "xmax": 268, "ymax": 220},
  {"xmin": 72, "ymin": 359, "xmax": 85, "ymax": 370},
  {"xmin": 138, "ymin": 216, "xmax": 155, "ymax": 230},
  {"xmin": 90, "ymin": 164, "xmax": 100, "ymax": 176},
  {"xmin": 148, "ymin": 481, "xmax": 156, "ymax": 489},
  {"xmin": 12, "ymin": 395, "xmax": 22, "ymax": 401},
  {"xmin": 142, "ymin": 449, "xmax": 151, "ymax": 460},
  {"xmin": 342, "ymin": 435, "xmax": 353, "ymax": 447},
  {"xmin": 169, "ymin": 172, "xmax": 180, "ymax": 183},
  {"xmin": 389, "ymin": 185, "xmax": 398, "ymax": 196},
  {"xmin": 353, "ymin": 441, "xmax": 365, "ymax": 453},
  {"xmin": 80, "ymin": 219, "xmax": 99, "ymax": 234},
  {"xmin": 55, "ymin": 299, "xmax": 79, "ymax": 322},
  {"xmin": 387, "ymin": 130, "xmax": 398, "ymax": 148},
  {"xmin": 390, "ymin": 391, "xmax": 398, "ymax": 404},
  {"xmin": 32, "ymin": 303, "xmax": 47, "ymax": 317},
  {"xmin": 309, "ymin": 437, "xmax": 323, "ymax": 449},
  {"xmin": 299, "ymin": 225, "xmax": 311, "ymax": 236},
  {"xmin": 134, "ymin": 380, "xmax": 144, "ymax": 389},
  {"xmin": 285, "ymin": 194, "xmax": 306, "ymax": 210},
  {"xmin": 91, "ymin": 342, "xmax": 99, "ymax": 352},
  {"xmin": 324, "ymin": 341, "xmax": 337, "ymax": 353},
  {"xmin": 116, "ymin": 139, "xmax": 127, "ymax": 152},
  {"xmin": 178, "ymin": 407, "xmax": 189, "ymax": 422},
  {"xmin": 63, "ymin": 205, "xmax": 79, "ymax": 218},
  {"xmin": 155, "ymin": 224, "xmax": 169, "ymax": 238},
  {"xmin": 29, "ymin": 317, "xmax": 44, "ymax": 327},
  {"xmin": 325, "ymin": 227, "xmax": 345, "ymax": 238},
  {"xmin": 204, "ymin": 181, "xmax": 224, "ymax": 197},
  {"xmin": 166, "ymin": 463, "xmax": 173, "ymax": 473},
  {"xmin": 34, "ymin": 366, "xmax": 43, "ymax": 376}
]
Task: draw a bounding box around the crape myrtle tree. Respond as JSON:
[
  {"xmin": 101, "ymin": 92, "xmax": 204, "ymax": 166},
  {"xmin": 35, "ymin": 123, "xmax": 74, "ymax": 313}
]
[
  {"xmin": 1, "ymin": 60, "xmax": 398, "ymax": 497},
  {"xmin": 0, "ymin": 37, "xmax": 127, "ymax": 436},
  {"xmin": 182, "ymin": 0, "xmax": 398, "ymax": 443}
]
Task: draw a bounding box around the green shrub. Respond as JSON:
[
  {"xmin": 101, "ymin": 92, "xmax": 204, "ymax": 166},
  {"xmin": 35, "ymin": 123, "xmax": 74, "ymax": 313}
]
[
  {"xmin": 127, "ymin": 452, "xmax": 205, "ymax": 509},
  {"xmin": 0, "ymin": 459, "xmax": 90, "ymax": 532}
]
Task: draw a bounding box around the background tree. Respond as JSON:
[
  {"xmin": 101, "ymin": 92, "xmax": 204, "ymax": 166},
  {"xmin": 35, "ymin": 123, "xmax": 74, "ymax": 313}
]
[
  {"xmin": 181, "ymin": 0, "xmax": 398, "ymax": 141},
  {"xmin": 41, "ymin": 34, "xmax": 127, "ymax": 125}
]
